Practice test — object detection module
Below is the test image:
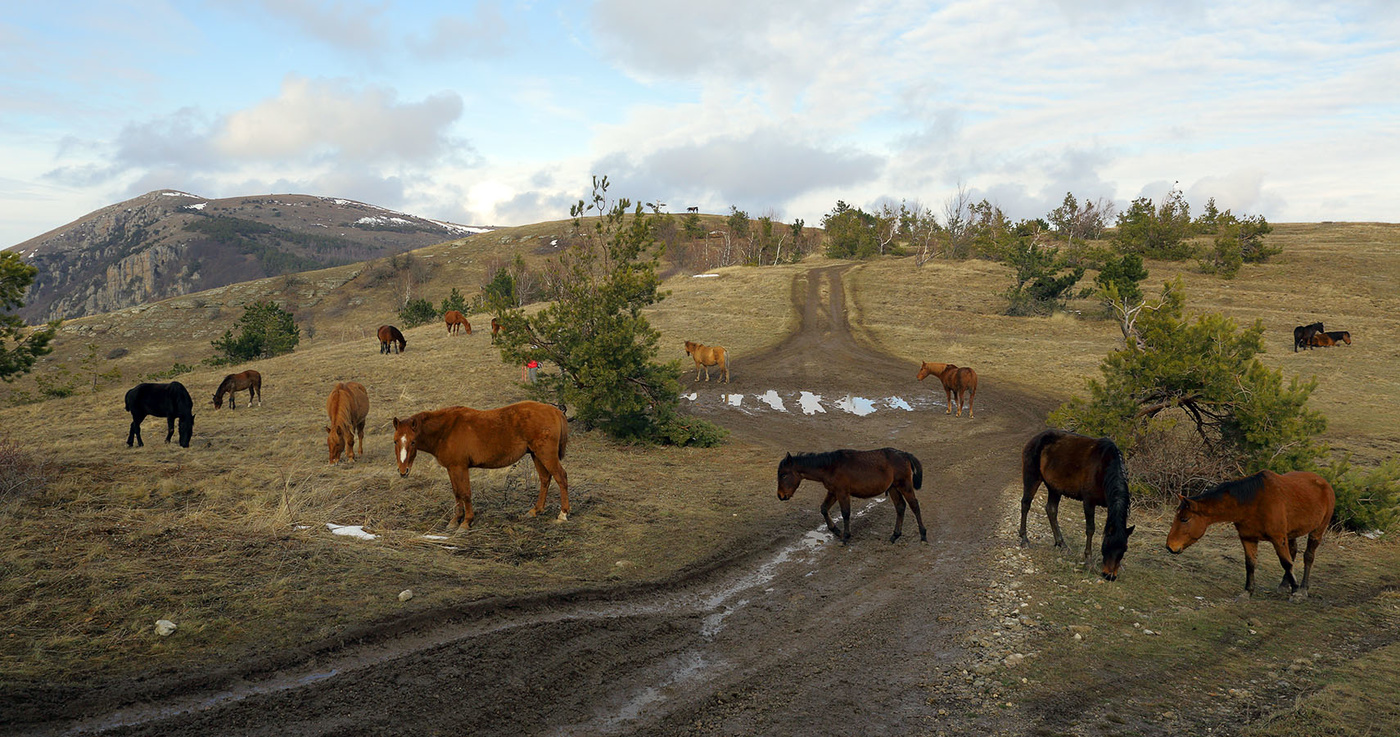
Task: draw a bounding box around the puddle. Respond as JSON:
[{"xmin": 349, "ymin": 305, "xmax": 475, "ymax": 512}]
[
  {"xmin": 886, "ymin": 396, "xmax": 913, "ymax": 411},
  {"xmin": 834, "ymin": 395, "xmax": 877, "ymax": 416},
  {"xmin": 798, "ymin": 391, "xmax": 826, "ymax": 414},
  {"xmin": 724, "ymin": 393, "xmax": 744, "ymax": 407},
  {"xmin": 757, "ymin": 390, "xmax": 786, "ymax": 411}
]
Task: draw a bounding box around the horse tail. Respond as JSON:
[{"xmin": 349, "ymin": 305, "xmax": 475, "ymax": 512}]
[
  {"xmin": 1022, "ymin": 430, "xmax": 1058, "ymax": 491},
  {"xmin": 557, "ymin": 409, "xmax": 570, "ymax": 460},
  {"xmin": 902, "ymin": 450, "xmax": 923, "ymax": 490}
]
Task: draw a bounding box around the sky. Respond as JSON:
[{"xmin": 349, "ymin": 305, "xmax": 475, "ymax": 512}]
[{"xmin": 2, "ymin": 0, "xmax": 1398, "ymax": 249}]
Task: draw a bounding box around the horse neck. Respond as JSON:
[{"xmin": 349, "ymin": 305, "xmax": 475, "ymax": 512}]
[
  {"xmin": 789, "ymin": 454, "xmax": 837, "ymax": 484},
  {"xmin": 1187, "ymin": 495, "xmax": 1246, "ymax": 524},
  {"xmin": 412, "ymin": 410, "xmax": 458, "ymax": 455}
]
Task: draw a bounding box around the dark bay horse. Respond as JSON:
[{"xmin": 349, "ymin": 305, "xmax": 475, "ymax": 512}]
[
  {"xmin": 212, "ymin": 370, "xmax": 261, "ymax": 409},
  {"xmin": 125, "ymin": 382, "xmax": 195, "ymax": 448},
  {"xmin": 444, "ymin": 310, "xmax": 471, "ymax": 335},
  {"xmin": 325, "ymin": 382, "xmax": 369, "ymax": 463},
  {"xmin": 684, "ymin": 340, "xmax": 729, "ymax": 383},
  {"xmin": 916, "ymin": 361, "xmax": 978, "ymax": 418},
  {"xmin": 1293, "ymin": 322, "xmax": 1324, "ymax": 352},
  {"xmin": 393, "ymin": 401, "xmax": 569, "ymax": 531},
  {"xmin": 1020, "ymin": 429, "xmax": 1134, "ymax": 580},
  {"xmin": 1167, "ymin": 470, "xmax": 1335, "ymax": 600},
  {"xmin": 777, "ymin": 448, "xmax": 927, "ymax": 544},
  {"xmin": 1312, "ymin": 330, "xmax": 1351, "ymax": 348},
  {"xmin": 378, "ymin": 325, "xmax": 406, "ymax": 354}
]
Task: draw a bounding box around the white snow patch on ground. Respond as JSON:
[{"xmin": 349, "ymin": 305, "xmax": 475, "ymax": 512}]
[
  {"xmin": 798, "ymin": 391, "xmax": 826, "ymax": 415},
  {"xmin": 757, "ymin": 390, "xmax": 786, "ymax": 411},
  {"xmin": 682, "ymin": 392, "xmax": 697, "ymax": 401},
  {"xmin": 184, "ymin": 202, "xmax": 206, "ymax": 210},
  {"xmin": 886, "ymin": 396, "xmax": 913, "ymax": 411},
  {"xmin": 326, "ymin": 523, "xmax": 377, "ymax": 540},
  {"xmin": 835, "ymin": 395, "xmax": 878, "ymax": 416},
  {"xmin": 725, "ymin": 394, "xmax": 744, "ymax": 407},
  {"xmin": 692, "ymin": 273, "xmax": 719, "ymax": 278}
]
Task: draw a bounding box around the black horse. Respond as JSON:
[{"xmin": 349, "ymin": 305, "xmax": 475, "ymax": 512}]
[
  {"xmin": 125, "ymin": 382, "xmax": 195, "ymax": 448},
  {"xmin": 1293, "ymin": 322, "xmax": 1324, "ymax": 352}
]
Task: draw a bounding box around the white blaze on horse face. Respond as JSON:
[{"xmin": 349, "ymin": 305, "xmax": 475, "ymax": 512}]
[{"xmin": 398, "ymin": 436, "xmax": 409, "ymax": 465}]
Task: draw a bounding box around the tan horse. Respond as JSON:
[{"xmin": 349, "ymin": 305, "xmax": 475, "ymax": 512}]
[
  {"xmin": 212, "ymin": 370, "xmax": 262, "ymax": 409},
  {"xmin": 393, "ymin": 401, "xmax": 570, "ymax": 531},
  {"xmin": 684, "ymin": 341, "xmax": 730, "ymax": 383},
  {"xmin": 324, "ymin": 382, "xmax": 369, "ymax": 463},
  {"xmin": 916, "ymin": 361, "xmax": 978, "ymax": 417},
  {"xmin": 444, "ymin": 310, "xmax": 471, "ymax": 335},
  {"xmin": 491, "ymin": 317, "xmax": 501, "ymax": 342}
]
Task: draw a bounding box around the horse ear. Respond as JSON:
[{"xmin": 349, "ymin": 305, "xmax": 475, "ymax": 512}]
[
  {"xmin": 323, "ymin": 425, "xmax": 331, "ymax": 433},
  {"xmin": 1126, "ymin": 525, "xmax": 1136, "ymax": 537},
  {"xmin": 784, "ymin": 451, "xmax": 792, "ymax": 460},
  {"xmin": 392, "ymin": 417, "xmax": 400, "ymax": 428}
]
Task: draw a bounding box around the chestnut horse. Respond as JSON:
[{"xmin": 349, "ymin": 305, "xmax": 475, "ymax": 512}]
[
  {"xmin": 684, "ymin": 341, "xmax": 729, "ymax": 383},
  {"xmin": 1293, "ymin": 322, "xmax": 1324, "ymax": 352},
  {"xmin": 324, "ymin": 382, "xmax": 369, "ymax": 463},
  {"xmin": 212, "ymin": 369, "xmax": 261, "ymax": 409},
  {"xmin": 378, "ymin": 325, "xmax": 406, "ymax": 354},
  {"xmin": 1167, "ymin": 470, "xmax": 1335, "ymax": 600},
  {"xmin": 1020, "ymin": 429, "xmax": 1134, "ymax": 581},
  {"xmin": 916, "ymin": 362, "xmax": 978, "ymax": 418},
  {"xmin": 777, "ymin": 448, "xmax": 926, "ymax": 544},
  {"xmin": 491, "ymin": 317, "xmax": 501, "ymax": 342},
  {"xmin": 444, "ymin": 310, "xmax": 471, "ymax": 335},
  {"xmin": 125, "ymin": 382, "xmax": 195, "ymax": 448},
  {"xmin": 393, "ymin": 401, "xmax": 569, "ymax": 531},
  {"xmin": 1311, "ymin": 330, "xmax": 1351, "ymax": 348}
]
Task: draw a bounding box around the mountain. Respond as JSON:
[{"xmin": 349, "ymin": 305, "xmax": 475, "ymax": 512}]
[{"xmin": 7, "ymin": 190, "xmax": 490, "ymax": 324}]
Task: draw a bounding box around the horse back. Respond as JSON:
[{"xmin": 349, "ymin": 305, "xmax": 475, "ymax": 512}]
[
  {"xmin": 1273, "ymin": 471, "xmax": 1336, "ymax": 534},
  {"xmin": 1025, "ymin": 429, "xmax": 1111, "ymax": 504},
  {"xmin": 328, "ymin": 382, "xmax": 369, "ymax": 424},
  {"xmin": 426, "ymin": 401, "xmax": 566, "ymax": 468}
]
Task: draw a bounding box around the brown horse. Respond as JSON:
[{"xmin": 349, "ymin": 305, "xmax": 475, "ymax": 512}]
[
  {"xmin": 1020, "ymin": 429, "xmax": 1134, "ymax": 580},
  {"xmin": 1167, "ymin": 470, "xmax": 1335, "ymax": 600},
  {"xmin": 324, "ymin": 382, "xmax": 369, "ymax": 463},
  {"xmin": 378, "ymin": 325, "xmax": 406, "ymax": 354},
  {"xmin": 777, "ymin": 448, "xmax": 927, "ymax": 544},
  {"xmin": 393, "ymin": 401, "xmax": 570, "ymax": 531},
  {"xmin": 212, "ymin": 370, "xmax": 262, "ymax": 409},
  {"xmin": 491, "ymin": 317, "xmax": 501, "ymax": 342},
  {"xmin": 916, "ymin": 362, "xmax": 978, "ymax": 417},
  {"xmin": 684, "ymin": 340, "xmax": 729, "ymax": 383},
  {"xmin": 1324, "ymin": 330, "xmax": 1352, "ymax": 345},
  {"xmin": 444, "ymin": 310, "xmax": 471, "ymax": 335}
]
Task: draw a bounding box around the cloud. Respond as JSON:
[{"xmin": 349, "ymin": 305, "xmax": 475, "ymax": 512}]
[
  {"xmin": 407, "ymin": 2, "xmax": 512, "ymax": 60},
  {"xmin": 241, "ymin": 0, "xmax": 390, "ymax": 54}
]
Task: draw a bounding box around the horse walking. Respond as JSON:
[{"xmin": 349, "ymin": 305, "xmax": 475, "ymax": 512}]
[
  {"xmin": 125, "ymin": 382, "xmax": 195, "ymax": 448},
  {"xmin": 325, "ymin": 382, "xmax": 369, "ymax": 463},
  {"xmin": 777, "ymin": 448, "xmax": 927, "ymax": 544},
  {"xmin": 684, "ymin": 341, "xmax": 729, "ymax": 383},
  {"xmin": 916, "ymin": 361, "xmax": 978, "ymax": 418},
  {"xmin": 393, "ymin": 401, "xmax": 570, "ymax": 531},
  {"xmin": 1167, "ymin": 470, "xmax": 1335, "ymax": 600},
  {"xmin": 378, "ymin": 325, "xmax": 407, "ymax": 354},
  {"xmin": 1020, "ymin": 429, "xmax": 1134, "ymax": 580},
  {"xmin": 212, "ymin": 370, "xmax": 261, "ymax": 409},
  {"xmin": 444, "ymin": 311, "xmax": 471, "ymax": 335}
]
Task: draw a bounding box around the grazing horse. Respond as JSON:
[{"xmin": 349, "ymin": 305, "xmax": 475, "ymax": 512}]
[
  {"xmin": 444, "ymin": 310, "xmax": 471, "ymax": 335},
  {"xmin": 684, "ymin": 340, "xmax": 730, "ymax": 383},
  {"xmin": 490, "ymin": 317, "xmax": 501, "ymax": 342},
  {"xmin": 378, "ymin": 325, "xmax": 407, "ymax": 354},
  {"xmin": 393, "ymin": 401, "xmax": 570, "ymax": 531},
  {"xmin": 1020, "ymin": 429, "xmax": 1134, "ymax": 581},
  {"xmin": 1293, "ymin": 322, "xmax": 1324, "ymax": 352},
  {"xmin": 1167, "ymin": 470, "xmax": 1335, "ymax": 600},
  {"xmin": 212, "ymin": 370, "xmax": 261, "ymax": 409},
  {"xmin": 324, "ymin": 382, "xmax": 369, "ymax": 463},
  {"xmin": 125, "ymin": 382, "xmax": 195, "ymax": 448},
  {"xmin": 916, "ymin": 362, "xmax": 978, "ymax": 418},
  {"xmin": 777, "ymin": 448, "xmax": 927, "ymax": 544}
]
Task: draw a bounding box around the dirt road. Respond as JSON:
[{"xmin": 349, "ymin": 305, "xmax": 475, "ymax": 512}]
[{"xmin": 31, "ymin": 266, "xmax": 1051, "ymax": 736}]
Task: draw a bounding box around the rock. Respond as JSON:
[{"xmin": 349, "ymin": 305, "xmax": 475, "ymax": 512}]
[
  {"xmin": 398, "ymin": 589, "xmax": 414, "ymax": 602},
  {"xmin": 154, "ymin": 619, "xmax": 177, "ymax": 636},
  {"xmin": 1004, "ymin": 653, "xmax": 1025, "ymax": 667}
]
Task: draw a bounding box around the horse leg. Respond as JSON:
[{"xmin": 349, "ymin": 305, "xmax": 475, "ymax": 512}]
[
  {"xmin": 1295, "ymin": 530, "xmax": 1324, "ymax": 600},
  {"xmin": 128, "ymin": 415, "xmax": 144, "ymax": 447},
  {"xmin": 1269, "ymin": 535, "xmax": 1298, "ymax": 594},
  {"xmin": 531, "ymin": 453, "xmax": 570, "ymax": 522},
  {"xmin": 721, "ymin": 359, "xmax": 729, "ymax": 384},
  {"xmin": 1239, "ymin": 538, "xmax": 1259, "ymax": 599},
  {"xmin": 1018, "ymin": 479, "xmax": 1039, "ymax": 547},
  {"xmin": 838, "ymin": 494, "xmax": 852, "ymax": 544},
  {"xmin": 966, "ymin": 386, "xmax": 976, "ymax": 418},
  {"xmin": 1081, "ymin": 501, "xmax": 1097, "ymax": 570},
  {"xmin": 355, "ymin": 421, "xmax": 365, "ymax": 461},
  {"xmin": 820, "ymin": 491, "xmax": 840, "ymax": 538},
  {"xmin": 1045, "ymin": 492, "xmax": 1066, "ymax": 549},
  {"xmin": 906, "ymin": 492, "xmax": 928, "ymax": 542},
  {"xmin": 944, "ymin": 387, "xmax": 953, "ymax": 415},
  {"xmin": 447, "ymin": 466, "xmax": 475, "ymax": 531},
  {"xmin": 165, "ymin": 416, "xmax": 176, "ymax": 444},
  {"xmin": 889, "ymin": 489, "xmax": 906, "ymax": 544}
]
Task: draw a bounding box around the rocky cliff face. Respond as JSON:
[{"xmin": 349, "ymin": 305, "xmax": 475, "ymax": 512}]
[{"xmin": 8, "ymin": 190, "xmax": 487, "ymax": 324}]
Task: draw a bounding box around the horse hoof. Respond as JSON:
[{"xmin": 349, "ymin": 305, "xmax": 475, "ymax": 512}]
[
  {"xmin": 889, "ymin": 534, "xmax": 901, "ymax": 544},
  {"xmin": 527, "ymin": 508, "xmax": 539, "ymax": 518},
  {"xmin": 556, "ymin": 511, "xmax": 568, "ymax": 522},
  {"xmin": 1235, "ymin": 591, "xmax": 1253, "ymax": 602}
]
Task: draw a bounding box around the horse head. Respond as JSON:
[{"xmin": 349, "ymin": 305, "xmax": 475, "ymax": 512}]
[
  {"xmin": 325, "ymin": 424, "xmax": 348, "ymax": 463},
  {"xmin": 211, "ymin": 391, "xmax": 223, "ymax": 409},
  {"xmin": 1165, "ymin": 496, "xmax": 1206, "ymax": 554},
  {"xmin": 392, "ymin": 416, "xmax": 420, "ymax": 476},
  {"xmin": 915, "ymin": 362, "xmax": 946, "ymax": 382},
  {"xmin": 684, "ymin": 340, "xmax": 697, "ymax": 358},
  {"xmin": 177, "ymin": 414, "xmax": 194, "ymax": 448},
  {"xmin": 776, "ymin": 452, "xmax": 799, "ymax": 500},
  {"xmin": 1100, "ymin": 523, "xmax": 1135, "ymax": 581}
]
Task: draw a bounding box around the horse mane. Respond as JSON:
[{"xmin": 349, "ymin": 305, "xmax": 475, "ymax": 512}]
[
  {"xmin": 784, "ymin": 450, "xmax": 842, "ymax": 470},
  {"xmin": 1191, "ymin": 471, "xmax": 1267, "ymax": 505},
  {"xmin": 1096, "ymin": 438, "xmax": 1131, "ymax": 518}
]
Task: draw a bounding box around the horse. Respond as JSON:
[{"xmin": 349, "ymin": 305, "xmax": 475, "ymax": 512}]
[
  {"xmin": 684, "ymin": 341, "xmax": 729, "ymax": 383},
  {"xmin": 393, "ymin": 401, "xmax": 570, "ymax": 531},
  {"xmin": 1019, "ymin": 429, "xmax": 1134, "ymax": 581},
  {"xmin": 444, "ymin": 310, "xmax": 471, "ymax": 335},
  {"xmin": 324, "ymin": 382, "xmax": 369, "ymax": 463},
  {"xmin": 124, "ymin": 382, "xmax": 195, "ymax": 448},
  {"xmin": 686, "ymin": 206, "xmax": 699, "ymax": 213},
  {"xmin": 1324, "ymin": 330, "xmax": 1352, "ymax": 345},
  {"xmin": 212, "ymin": 370, "xmax": 261, "ymax": 409},
  {"xmin": 777, "ymin": 448, "xmax": 927, "ymax": 544},
  {"xmin": 1309, "ymin": 332, "xmax": 1337, "ymax": 348},
  {"xmin": 378, "ymin": 325, "xmax": 406, "ymax": 354},
  {"xmin": 1293, "ymin": 322, "xmax": 1324, "ymax": 352},
  {"xmin": 1166, "ymin": 470, "xmax": 1335, "ymax": 600},
  {"xmin": 916, "ymin": 362, "xmax": 978, "ymax": 418},
  {"xmin": 490, "ymin": 317, "xmax": 501, "ymax": 342}
]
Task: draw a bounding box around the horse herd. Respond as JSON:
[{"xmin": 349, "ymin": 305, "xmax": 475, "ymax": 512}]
[{"xmin": 119, "ymin": 315, "xmax": 1345, "ymax": 602}]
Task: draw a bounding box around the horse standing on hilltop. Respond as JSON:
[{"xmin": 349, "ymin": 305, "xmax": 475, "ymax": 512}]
[
  {"xmin": 212, "ymin": 370, "xmax": 261, "ymax": 409},
  {"xmin": 378, "ymin": 325, "xmax": 406, "ymax": 354},
  {"xmin": 325, "ymin": 381, "xmax": 369, "ymax": 463},
  {"xmin": 125, "ymin": 382, "xmax": 195, "ymax": 449},
  {"xmin": 1167, "ymin": 470, "xmax": 1335, "ymax": 600},
  {"xmin": 916, "ymin": 361, "xmax": 978, "ymax": 418},
  {"xmin": 1020, "ymin": 429, "xmax": 1134, "ymax": 581},
  {"xmin": 393, "ymin": 401, "xmax": 570, "ymax": 531},
  {"xmin": 684, "ymin": 341, "xmax": 730, "ymax": 383},
  {"xmin": 444, "ymin": 311, "xmax": 471, "ymax": 335},
  {"xmin": 777, "ymin": 448, "xmax": 927, "ymax": 544}
]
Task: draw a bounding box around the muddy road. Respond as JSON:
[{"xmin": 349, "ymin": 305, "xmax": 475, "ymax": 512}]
[{"xmin": 30, "ymin": 266, "xmax": 1051, "ymax": 736}]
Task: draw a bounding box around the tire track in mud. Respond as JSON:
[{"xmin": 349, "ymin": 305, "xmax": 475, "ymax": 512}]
[{"xmin": 23, "ymin": 265, "xmax": 1053, "ymax": 737}]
